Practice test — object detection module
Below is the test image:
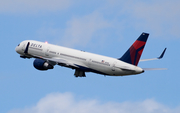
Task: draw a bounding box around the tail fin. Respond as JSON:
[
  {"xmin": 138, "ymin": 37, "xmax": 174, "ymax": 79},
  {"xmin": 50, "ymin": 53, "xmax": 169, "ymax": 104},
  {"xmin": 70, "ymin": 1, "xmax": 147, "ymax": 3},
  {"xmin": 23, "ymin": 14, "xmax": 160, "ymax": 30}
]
[{"xmin": 119, "ymin": 33, "xmax": 149, "ymax": 66}]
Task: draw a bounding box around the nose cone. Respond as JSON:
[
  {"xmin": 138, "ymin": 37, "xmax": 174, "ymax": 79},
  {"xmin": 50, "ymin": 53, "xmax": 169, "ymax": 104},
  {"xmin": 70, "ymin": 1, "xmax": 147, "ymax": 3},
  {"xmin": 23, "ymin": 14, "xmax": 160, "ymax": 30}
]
[
  {"xmin": 15, "ymin": 46, "xmax": 21, "ymax": 54},
  {"xmin": 15, "ymin": 46, "xmax": 18, "ymax": 52}
]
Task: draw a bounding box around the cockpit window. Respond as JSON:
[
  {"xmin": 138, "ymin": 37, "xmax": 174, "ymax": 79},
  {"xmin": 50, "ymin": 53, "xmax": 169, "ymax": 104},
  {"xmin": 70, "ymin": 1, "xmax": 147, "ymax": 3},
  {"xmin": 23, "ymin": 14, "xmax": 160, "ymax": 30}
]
[{"xmin": 18, "ymin": 44, "xmax": 20, "ymax": 46}]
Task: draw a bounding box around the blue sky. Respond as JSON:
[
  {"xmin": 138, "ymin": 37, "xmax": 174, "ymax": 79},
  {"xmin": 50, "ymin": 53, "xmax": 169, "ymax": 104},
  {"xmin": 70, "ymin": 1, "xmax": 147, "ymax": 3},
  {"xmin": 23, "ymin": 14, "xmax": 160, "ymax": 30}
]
[{"xmin": 0, "ymin": 0, "xmax": 180, "ymax": 113}]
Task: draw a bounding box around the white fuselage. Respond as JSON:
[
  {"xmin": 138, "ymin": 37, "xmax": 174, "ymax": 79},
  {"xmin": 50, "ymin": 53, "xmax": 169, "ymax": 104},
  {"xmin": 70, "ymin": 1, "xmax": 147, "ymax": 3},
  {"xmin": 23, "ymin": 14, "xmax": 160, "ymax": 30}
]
[{"xmin": 15, "ymin": 40, "xmax": 144, "ymax": 76}]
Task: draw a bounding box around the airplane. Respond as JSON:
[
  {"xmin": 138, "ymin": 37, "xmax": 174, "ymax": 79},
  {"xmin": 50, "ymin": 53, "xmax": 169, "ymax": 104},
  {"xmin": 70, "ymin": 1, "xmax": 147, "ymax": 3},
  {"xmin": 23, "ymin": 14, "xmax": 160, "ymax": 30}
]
[{"xmin": 15, "ymin": 32, "xmax": 166, "ymax": 77}]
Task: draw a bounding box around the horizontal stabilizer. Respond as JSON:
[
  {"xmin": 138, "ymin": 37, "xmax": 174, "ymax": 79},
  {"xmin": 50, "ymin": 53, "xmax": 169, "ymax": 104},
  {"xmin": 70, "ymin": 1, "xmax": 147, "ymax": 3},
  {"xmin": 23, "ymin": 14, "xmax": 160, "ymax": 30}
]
[
  {"xmin": 140, "ymin": 48, "xmax": 167, "ymax": 62},
  {"xmin": 143, "ymin": 68, "xmax": 167, "ymax": 70}
]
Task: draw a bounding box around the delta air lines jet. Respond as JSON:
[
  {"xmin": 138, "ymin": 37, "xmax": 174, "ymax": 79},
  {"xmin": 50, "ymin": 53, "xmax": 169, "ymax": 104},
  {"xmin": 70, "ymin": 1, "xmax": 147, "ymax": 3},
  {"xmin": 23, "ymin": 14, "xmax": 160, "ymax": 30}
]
[{"xmin": 15, "ymin": 33, "xmax": 166, "ymax": 77}]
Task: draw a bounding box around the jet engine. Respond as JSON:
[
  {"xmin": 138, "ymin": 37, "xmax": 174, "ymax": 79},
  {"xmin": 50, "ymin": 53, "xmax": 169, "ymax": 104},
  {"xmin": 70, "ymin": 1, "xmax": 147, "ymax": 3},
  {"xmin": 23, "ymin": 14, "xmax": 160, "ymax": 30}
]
[{"xmin": 33, "ymin": 58, "xmax": 54, "ymax": 70}]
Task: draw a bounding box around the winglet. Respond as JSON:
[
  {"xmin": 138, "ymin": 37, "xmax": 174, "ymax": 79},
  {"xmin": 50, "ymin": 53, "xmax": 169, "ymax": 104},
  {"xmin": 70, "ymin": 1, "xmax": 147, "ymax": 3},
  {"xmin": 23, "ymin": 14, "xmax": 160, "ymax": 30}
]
[{"xmin": 158, "ymin": 48, "xmax": 167, "ymax": 59}]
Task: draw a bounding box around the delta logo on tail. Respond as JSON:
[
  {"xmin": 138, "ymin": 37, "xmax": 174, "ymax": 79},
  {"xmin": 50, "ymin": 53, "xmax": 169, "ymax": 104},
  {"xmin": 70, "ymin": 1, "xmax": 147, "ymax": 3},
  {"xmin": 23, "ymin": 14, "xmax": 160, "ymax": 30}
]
[{"xmin": 119, "ymin": 33, "xmax": 148, "ymax": 66}]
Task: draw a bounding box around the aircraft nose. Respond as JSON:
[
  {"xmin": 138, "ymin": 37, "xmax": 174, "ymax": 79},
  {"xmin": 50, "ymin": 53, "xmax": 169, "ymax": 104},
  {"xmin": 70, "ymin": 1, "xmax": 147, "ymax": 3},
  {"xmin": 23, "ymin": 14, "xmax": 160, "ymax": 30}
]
[
  {"xmin": 15, "ymin": 46, "xmax": 18, "ymax": 52},
  {"xmin": 15, "ymin": 45, "xmax": 20, "ymax": 53},
  {"xmin": 15, "ymin": 47, "xmax": 18, "ymax": 52}
]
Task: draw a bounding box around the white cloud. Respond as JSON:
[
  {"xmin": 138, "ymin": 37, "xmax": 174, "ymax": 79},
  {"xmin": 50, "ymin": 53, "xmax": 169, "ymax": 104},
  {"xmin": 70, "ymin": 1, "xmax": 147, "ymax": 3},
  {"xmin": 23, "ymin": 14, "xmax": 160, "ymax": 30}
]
[
  {"xmin": 59, "ymin": 12, "xmax": 112, "ymax": 47},
  {"xmin": 36, "ymin": 11, "xmax": 112, "ymax": 48},
  {"xmin": 57, "ymin": 0, "xmax": 180, "ymax": 48},
  {"xmin": 37, "ymin": 27, "xmax": 63, "ymax": 43},
  {"xmin": 127, "ymin": 0, "xmax": 180, "ymax": 38},
  {"xmin": 0, "ymin": 0, "xmax": 72, "ymax": 14},
  {"xmin": 8, "ymin": 92, "xmax": 180, "ymax": 113},
  {"xmin": 33, "ymin": 0, "xmax": 180, "ymax": 47},
  {"xmin": 103, "ymin": 0, "xmax": 180, "ymax": 38}
]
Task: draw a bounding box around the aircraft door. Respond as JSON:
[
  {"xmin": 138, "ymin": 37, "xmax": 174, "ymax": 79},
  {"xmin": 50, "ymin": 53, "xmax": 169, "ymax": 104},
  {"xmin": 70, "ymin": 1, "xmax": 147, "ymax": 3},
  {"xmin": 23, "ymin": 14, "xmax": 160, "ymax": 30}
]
[
  {"xmin": 112, "ymin": 61, "xmax": 117, "ymax": 71},
  {"xmin": 45, "ymin": 46, "xmax": 50, "ymax": 56},
  {"xmin": 88, "ymin": 59, "xmax": 92, "ymax": 67}
]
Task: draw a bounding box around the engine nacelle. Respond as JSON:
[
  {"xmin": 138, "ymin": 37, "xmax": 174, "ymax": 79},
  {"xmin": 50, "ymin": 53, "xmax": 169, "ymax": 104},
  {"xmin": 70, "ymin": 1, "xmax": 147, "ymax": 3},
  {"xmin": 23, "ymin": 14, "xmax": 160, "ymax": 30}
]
[{"xmin": 33, "ymin": 58, "xmax": 54, "ymax": 71}]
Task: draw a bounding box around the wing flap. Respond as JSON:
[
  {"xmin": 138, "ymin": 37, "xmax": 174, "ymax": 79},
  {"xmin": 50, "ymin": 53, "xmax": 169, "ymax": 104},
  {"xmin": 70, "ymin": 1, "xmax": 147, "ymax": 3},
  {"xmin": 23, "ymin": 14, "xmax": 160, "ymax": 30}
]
[{"xmin": 43, "ymin": 57, "xmax": 78, "ymax": 68}]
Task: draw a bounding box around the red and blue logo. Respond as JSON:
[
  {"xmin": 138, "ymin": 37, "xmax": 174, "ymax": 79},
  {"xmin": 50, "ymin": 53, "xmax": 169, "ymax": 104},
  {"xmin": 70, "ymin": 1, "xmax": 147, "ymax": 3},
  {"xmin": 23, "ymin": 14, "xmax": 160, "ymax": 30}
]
[{"xmin": 119, "ymin": 33, "xmax": 149, "ymax": 66}]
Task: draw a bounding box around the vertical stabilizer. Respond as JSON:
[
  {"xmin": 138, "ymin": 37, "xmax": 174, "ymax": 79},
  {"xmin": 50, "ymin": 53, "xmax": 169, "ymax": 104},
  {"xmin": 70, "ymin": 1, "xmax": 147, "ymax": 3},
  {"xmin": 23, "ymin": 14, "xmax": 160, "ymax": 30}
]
[{"xmin": 119, "ymin": 33, "xmax": 149, "ymax": 66}]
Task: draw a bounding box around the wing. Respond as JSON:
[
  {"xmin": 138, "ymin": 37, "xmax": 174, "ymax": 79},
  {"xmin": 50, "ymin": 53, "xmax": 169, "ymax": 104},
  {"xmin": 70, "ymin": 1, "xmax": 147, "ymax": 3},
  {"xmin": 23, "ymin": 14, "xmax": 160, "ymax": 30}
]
[
  {"xmin": 42, "ymin": 57, "xmax": 78, "ymax": 69},
  {"xmin": 140, "ymin": 48, "xmax": 167, "ymax": 62},
  {"xmin": 29, "ymin": 53, "xmax": 78, "ymax": 69}
]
